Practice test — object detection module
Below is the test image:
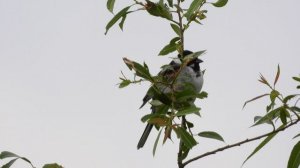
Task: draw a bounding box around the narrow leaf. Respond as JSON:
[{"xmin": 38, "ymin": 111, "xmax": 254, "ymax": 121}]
[
  {"xmin": 141, "ymin": 112, "xmax": 168, "ymax": 122},
  {"xmin": 185, "ymin": 0, "xmax": 205, "ymax": 19},
  {"xmin": 293, "ymin": 133, "xmax": 300, "ymax": 139},
  {"xmin": 253, "ymin": 107, "xmax": 282, "ymax": 126},
  {"xmin": 175, "ymin": 107, "xmax": 200, "ymax": 117},
  {"xmin": 196, "ymin": 91, "xmax": 208, "ymax": 99},
  {"xmin": 283, "ymin": 94, "xmax": 299, "ymax": 103},
  {"xmin": 0, "ymin": 151, "xmax": 19, "ymax": 159},
  {"xmin": 212, "ymin": 0, "xmax": 228, "ymax": 7},
  {"xmin": 170, "ymin": 24, "xmax": 181, "ymax": 36},
  {"xmin": 158, "ymin": 37, "xmax": 180, "ymax": 56},
  {"xmin": 254, "ymin": 116, "xmax": 272, "ymax": 125},
  {"xmin": 2, "ymin": 158, "xmax": 18, "ymax": 168},
  {"xmin": 123, "ymin": 58, "xmax": 153, "ymax": 81},
  {"xmin": 158, "ymin": 43, "xmax": 177, "ymax": 56},
  {"xmin": 163, "ymin": 126, "xmax": 172, "ymax": 144},
  {"xmin": 153, "ymin": 129, "xmax": 162, "ymax": 156},
  {"xmin": 291, "ymin": 106, "xmax": 300, "ymax": 113},
  {"xmin": 105, "ymin": 6, "xmax": 131, "ymax": 35},
  {"xmin": 150, "ymin": 100, "xmax": 163, "ymax": 106},
  {"xmin": 167, "ymin": 0, "xmax": 173, "ymax": 7},
  {"xmin": 106, "ymin": 0, "xmax": 116, "ymax": 13},
  {"xmin": 287, "ymin": 141, "xmax": 300, "ymax": 168},
  {"xmin": 243, "ymin": 126, "xmax": 283, "ymax": 165},
  {"xmin": 118, "ymin": 15, "xmax": 127, "ymax": 30},
  {"xmin": 243, "ymin": 93, "xmax": 269, "ymax": 109},
  {"xmin": 279, "ymin": 109, "xmax": 287, "ymax": 125},
  {"xmin": 274, "ymin": 64, "xmax": 280, "ymax": 86},
  {"xmin": 148, "ymin": 117, "xmax": 168, "ymax": 126},
  {"xmin": 198, "ymin": 131, "xmax": 225, "ymax": 142},
  {"xmin": 258, "ymin": 73, "xmax": 272, "ymax": 88},
  {"xmin": 176, "ymin": 127, "xmax": 197, "ymax": 149},
  {"xmin": 43, "ymin": 163, "xmax": 64, "ymax": 168},
  {"xmin": 270, "ymin": 90, "xmax": 280, "ymax": 103},
  {"xmin": 119, "ymin": 79, "xmax": 131, "ymax": 88},
  {"xmin": 145, "ymin": 0, "xmax": 173, "ymax": 20},
  {"xmin": 293, "ymin": 76, "xmax": 300, "ymax": 82}
]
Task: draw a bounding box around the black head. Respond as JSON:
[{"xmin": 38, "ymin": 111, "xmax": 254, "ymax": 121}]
[
  {"xmin": 177, "ymin": 50, "xmax": 193, "ymax": 58},
  {"xmin": 178, "ymin": 50, "xmax": 203, "ymax": 64}
]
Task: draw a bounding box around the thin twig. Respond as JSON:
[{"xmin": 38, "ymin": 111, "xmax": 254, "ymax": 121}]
[{"xmin": 181, "ymin": 118, "xmax": 300, "ymax": 167}]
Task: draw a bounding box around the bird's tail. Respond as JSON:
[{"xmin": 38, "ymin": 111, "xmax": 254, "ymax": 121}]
[{"xmin": 137, "ymin": 123, "xmax": 153, "ymax": 149}]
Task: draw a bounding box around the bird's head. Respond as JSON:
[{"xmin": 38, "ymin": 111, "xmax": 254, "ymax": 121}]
[{"xmin": 178, "ymin": 50, "xmax": 203, "ymax": 65}]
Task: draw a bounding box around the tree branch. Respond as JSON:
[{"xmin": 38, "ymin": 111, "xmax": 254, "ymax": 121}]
[{"xmin": 182, "ymin": 119, "xmax": 300, "ymax": 167}]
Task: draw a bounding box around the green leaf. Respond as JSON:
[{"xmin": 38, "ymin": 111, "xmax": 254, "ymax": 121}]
[
  {"xmin": 0, "ymin": 151, "xmax": 19, "ymax": 159},
  {"xmin": 153, "ymin": 129, "xmax": 162, "ymax": 156},
  {"xmin": 2, "ymin": 158, "xmax": 18, "ymax": 168},
  {"xmin": 293, "ymin": 76, "xmax": 300, "ymax": 82},
  {"xmin": 20, "ymin": 157, "xmax": 32, "ymax": 164},
  {"xmin": 145, "ymin": 0, "xmax": 173, "ymax": 20},
  {"xmin": 118, "ymin": 15, "xmax": 127, "ymax": 30},
  {"xmin": 291, "ymin": 106, "xmax": 300, "ymax": 113},
  {"xmin": 175, "ymin": 87, "xmax": 197, "ymax": 102},
  {"xmin": 243, "ymin": 126, "xmax": 283, "ymax": 166},
  {"xmin": 105, "ymin": 6, "xmax": 131, "ymax": 35},
  {"xmin": 279, "ymin": 108, "xmax": 287, "ymax": 125},
  {"xmin": 148, "ymin": 117, "xmax": 169, "ymax": 126},
  {"xmin": 43, "ymin": 163, "xmax": 64, "ymax": 168},
  {"xmin": 287, "ymin": 141, "xmax": 300, "ymax": 168},
  {"xmin": 253, "ymin": 107, "xmax": 282, "ymax": 126},
  {"xmin": 150, "ymin": 100, "xmax": 163, "ymax": 106},
  {"xmin": 106, "ymin": 0, "xmax": 116, "ymax": 13},
  {"xmin": 212, "ymin": 0, "xmax": 228, "ymax": 7},
  {"xmin": 293, "ymin": 133, "xmax": 300, "ymax": 139},
  {"xmin": 119, "ymin": 79, "xmax": 131, "ymax": 88},
  {"xmin": 254, "ymin": 116, "xmax": 272, "ymax": 125},
  {"xmin": 198, "ymin": 131, "xmax": 225, "ymax": 142},
  {"xmin": 176, "ymin": 127, "xmax": 197, "ymax": 149},
  {"xmin": 159, "ymin": 43, "xmax": 177, "ymax": 56},
  {"xmin": 175, "ymin": 107, "xmax": 201, "ymax": 117},
  {"xmin": 123, "ymin": 58, "xmax": 153, "ymax": 81},
  {"xmin": 274, "ymin": 64, "xmax": 280, "ymax": 86},
  {"xmin": 170, "ymin": 24, "xmax": 181, "ymax": 36},
  {"xmin": 270, "ymin": 90, "xmax": 280, "ymax": 103},
  {"xmin": 141, "ymin": 113, "xmax": 167, "ymax": 123},
  {"xmin": 243, "ymin": 93, "xmax": 269, "ymax": 109},
  {"xmin": 283, "ymin": 94, "xmax": 299, "ymax": 103},
  {"xmin": 196, "ymin": 91, "xmax": 208, "ymax": 99},
  {"xmin": 178, "ymin": 144, "xmax": 190, "ymax": 161},
  {"xmin": 186, "ymin": 120, "xmax": 194, "ymax": 128},
  {"xmin": 167, "ymin": 0, "xmax": 173, "ymax": 7},
  {"xmin": 158, "ymin": 37, "xmax": 180, "ymax": 56},
  {"xmin": 185, "ymin": 0, "xmax": 205, "ymax": 19}
]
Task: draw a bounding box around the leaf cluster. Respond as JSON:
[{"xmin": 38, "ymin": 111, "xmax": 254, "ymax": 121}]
[
  {"xmin": 0, "ymin": 151, "xmax": 63, "ymax": 168},
  {"xmin": 243, "ymin": 65, "xmax": 300, "ymax": 167},
  {"xmin": 105, "ymin": 0, "xmax": 228, "ymax": 56}
]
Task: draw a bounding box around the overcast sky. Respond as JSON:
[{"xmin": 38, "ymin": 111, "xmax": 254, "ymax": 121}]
[{"xmin": 0, "ymin": 0, "xmax": 300, "ymax": 168}]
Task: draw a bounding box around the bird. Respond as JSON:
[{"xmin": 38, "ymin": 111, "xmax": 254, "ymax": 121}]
[{"xmin": 137, "ymin": 50, "xmax": 204, "ymax": 149}]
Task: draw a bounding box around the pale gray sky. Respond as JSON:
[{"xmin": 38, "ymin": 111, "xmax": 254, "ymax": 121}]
[{"xmin": 0, "ymin": 0, "xmax": 299, "ymax": 168}]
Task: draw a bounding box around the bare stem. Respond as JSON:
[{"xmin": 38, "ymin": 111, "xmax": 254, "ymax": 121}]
[
  {"xmin": 182, "ymin": 118, "xmax": 300, "ymax": 167},
  {"xmin": 177, "ymin": 0, "xmax": 184, "ymax": 54}
]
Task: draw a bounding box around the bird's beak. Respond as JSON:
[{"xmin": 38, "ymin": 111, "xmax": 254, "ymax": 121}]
[{"xmin": 196, "ymin": 59, "xmax": 203, "ymax": 63}]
